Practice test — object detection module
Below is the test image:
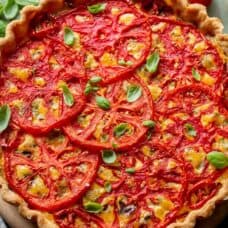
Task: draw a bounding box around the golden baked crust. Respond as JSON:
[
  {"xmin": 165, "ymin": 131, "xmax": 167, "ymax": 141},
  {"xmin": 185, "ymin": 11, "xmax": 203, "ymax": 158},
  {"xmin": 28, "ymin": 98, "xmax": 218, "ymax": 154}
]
[
  {"xmin": 0, "ymin": 1, "xmax": 227, "ymax": 228},
  {"xmin": 0, "ymin": 0, "xmax": 64, "ymax": 55}
]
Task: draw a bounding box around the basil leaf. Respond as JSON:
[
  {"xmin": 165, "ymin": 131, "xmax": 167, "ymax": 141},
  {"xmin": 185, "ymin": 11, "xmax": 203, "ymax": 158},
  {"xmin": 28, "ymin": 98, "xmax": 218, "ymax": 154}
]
[
  {"xmin": 118, "ymin": 59, "xmax": 133, "ymax": 66},
  {"xmin": 127, "ymin": 85, "xmax": 142, "ymax": 103},
  {"xmin": 62, "ymin": 84, "xmax": 74, "ymax": 107},
  {"xmin": 84, "ymin": 201, "xmax": 103, "ymax": 214},
  {"xmin": 125, "ymin": 167, "xmax": 135, "ymax": 174},
  {"xmin": 15, "ymin": 0, "xmax": 39, "ymax": 6},
  {"xmin": 192, "ymin": 68, "xmax": 201, "ymax": 81},
  {"xmin": 184, "ymin": 123, "xmax": 196, "ymax": 137},
  {"xmin": 143, "ymin": 120, "xmax": 156, "ymax": 128},
  {"xmin": 64, "ymin": 27, "xmax": 75, "ymax": 46},
  {"xmin": 0, "ymin": 105, "xmax": 11, "ymax": 133},
  {"xmin": 114, "ymin": 123, "xmax": 128, "ymax": 138},
  {"xmin": 207, "ymin": 151, "xmax": 228, "ymax": 169},
  {"xmin": 87, "ymin": 3, "xmax": 106, "ymax": 14},
  {"xmin": 146, "ymin": 52, "xmax": 160, "ymax": 73},
  {"xmin": 84, "ymin": 82, "xmax": 99, "ymax": 95},
  {"xmin": 89, "ymin": 76, "xmax": 102, "ymax": 84},
  {"xmin": 102, "ymin": 149, "xmax": 117, "ymax": 164},
  {"xmin": 0, "ymin": 20, "xmax": 7, "ymax": 37},
  {"xmin": 104, "ymin": 182, "xmax": 112, "ymax": 193},
  {"xmin": 96, "ymin": 96, "xmax": 110, "ymax": 110},
  {"xmin": 3, "ymin": 0, "xmax": 19, "ymax": 20}
]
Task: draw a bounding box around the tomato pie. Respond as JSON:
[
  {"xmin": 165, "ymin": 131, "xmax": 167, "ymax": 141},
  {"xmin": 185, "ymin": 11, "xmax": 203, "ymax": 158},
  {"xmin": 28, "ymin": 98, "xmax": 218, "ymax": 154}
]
[{"xmin": 0, "ymin": 0, "xmax": 227, "ymax": 227}]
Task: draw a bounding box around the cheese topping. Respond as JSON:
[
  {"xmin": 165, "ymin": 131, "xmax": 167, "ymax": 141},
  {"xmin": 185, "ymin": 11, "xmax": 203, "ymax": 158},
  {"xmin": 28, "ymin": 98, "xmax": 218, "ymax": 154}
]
[
  {"xmin": 28, "ymin": 176, "xmax": 49, "ymax": 197},
  {"xmin": 119, "ymin": 13, "xmax": 135, "ymax": 25},
  {"xmin": 127, "ymin": 40, "xmax": 145, "ymax": 59},
  {"xmin": 8, "ymin": 67, "xmax": 32, "ymax": 82}
]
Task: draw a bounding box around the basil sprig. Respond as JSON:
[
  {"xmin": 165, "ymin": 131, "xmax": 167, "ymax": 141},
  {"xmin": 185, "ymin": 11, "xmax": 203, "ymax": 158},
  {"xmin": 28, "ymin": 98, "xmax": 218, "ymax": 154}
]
[
  {"xmin": 15, "ymin": 0, "xmax": 39, "ymax": 6},
  {"xmin": 184, "ymin": 123, "xmax": 197, "ymax": 137},
  {"xmin": 87, "ymin": 3, "xmax": 106, "ymax": 14},
  {"xmin": 146, "ymin": 52, "xmax": 160, "ymax": 73},
  {"xmin": 0, "ymin": 0, "xmax": 40, "ymax": 37},
  {"xmin": 84, "ymin": 76, "xmax": 102, "ymax": 95},
  {"xmin": 3, "ymin": 0, "xmax": 19, "ymax": 20},
  {"xmin": 207, "ymin": 151, "xmax": 228, "ymax": 169},
  {"xmin": 96, "ymin": 96, "xmax": 110, "ymax": 110},
  {"xmin": 104, "ymin": 182, "xmax": 112, "ymax": 193},
  {"xmin": 84, "ymin": 201, "xmax": 103, "ymax": 214},
  {"xmin": 102, "ymin": 149, "xmax": 117, "ymax": 164},
  {"xmin": 143, "ymin": 120, "xmax": 156, "ymax": 129},
  {"xmin": 192, "ymin": 68, "xmax": 201, "ymax": 81},
  {"xmin": 127, "ymin": 85, "xmax": 142, "ymax": 103},
  {"xmin": 0, "ymin": 105, "xmax": 11, "ymax": 133},
  {"xmin": 61, "ymin": 84, "xmax": 74, "ymax": 107},
  {"xmin": 114, "ymin": 123, "xmax": 128, "ymax": 138},
  {"xmin": 63, "ymin": 27, "xmax": 75, "ymax": 46},
  {"xmin": 125, "ymin": 167, "xmax": 135, "ymax": 174}
]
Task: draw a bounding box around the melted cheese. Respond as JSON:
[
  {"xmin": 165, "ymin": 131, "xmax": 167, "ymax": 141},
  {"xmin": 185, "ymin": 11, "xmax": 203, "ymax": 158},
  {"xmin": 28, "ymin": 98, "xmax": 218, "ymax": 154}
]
[
  {"xmin": 99, "ymin": 196, "xmax": 115, "ymax": 225},
  {"xmin": 148, "ymin": 85, "xmax": 162, "ymax": 101},
  {"xmin": 30, "ymin": 45, "xmax": 44, "ymax": 60},
  {"xmin": 7, "ymin": 81, "xmax": 18, "ymax": 93},
  {"xmin": 98, "ymin": 166, "xmax": 119, "ymax": 182},
  {"xmin": 171, "ymin": 26, "xmax": 184, "ymax": 44},
  {"xmin": 152, "ymin": 34, "xmax": 165, "ymax": 53},
  {"xmin": 49, "ymin": 167, "xmax": 60, "ymax": 180},
  {"xmin": 34, "ymin": 77, "xmax": 46, "ymax": 87},
  {"xmin": 49, "ymin": 56, "xmax": 60, "ymax": 70},
  {"xmin": 111, "ymin": 7, "xmax": 120, "ymax": 15},
  {"xmin": 77, "ymin": 113, "xmax": 93, "ymax": 128},
  {"xmin": 212, "ymin": 135, "xmax": 228, "ymax": 153},
  {"xmin": 161, "ymin": 119, "xmax": 174, "ymax": 131},
  {"xmin": 151, "ymin": 22, "xmax": 166, "ymax": 32},
  {"xmin": 147, "ymin": 196, "xmax": 174, "ymax": 220},
  {"xmin": 127, "ymin": 40, "xmax": 145, "ymax": 59},
  {"xmin": 32, "ymin": 98, "xmax": 48, "ymax": 125},
  {"xmin": 84, "ymin": 183, "xmax": 105, "ymax": 202},
  {"xmin": 201, "ymin": 73, "xmax": 216, "ymax": 86},
  {"xmin": 72, "ymin": 32, "xmax": 81, "ymax": 51},
  {"xmin": 93, "ymin": 120, "xmax": 105, "ymax": 141},
  {"xmin": 100, "ymin": 52, "xmax": 117, "ymax": 67},
  {"xmin": 201, "ymin": 113, "xmax": 215, "ymax": 127},
  {"xmin": 16, "ymin": 165, "xmax": 32, "ymax": 180},
  {"xmin": 28, "ymin": 176, "xmax": 49, "ymax": 197},
  {"xmin": 193, "ymin": 41, "xmax": 207, "ymax": 52},
  {"xmin": 119, "ymin": 13, "xmax": 135, "ymax": 25},
  {"xmin": 184, "ymin": 148, "xmax": 205, "ymax": 173},
  {"xmin": 50, "ymin": 96, "xmax": 60, "ymax": 118},
  {"xmin": 75, "ymin": 15, "xmax": 89, "ymax": 23},
  {"xmin": 187, "ymin": 33, "xmax": 196, "ymax": 45},
  {"xmin": 201, "ymin": 54, "xmax": 216, "ymax": 70},
  {"xmin": 141, "ymin": 145, "xmax": 153, "ymax": 157},
  {"xmin": 8, "ymin": 67, "xmax": 31, "ymax": 82},
  {"xmin": 85, "ymin": 53, "xmax": 98, "ymax": 69},
  {"xmin": 137, "ymin": 66, "xmax": 151, "ymax": 82}
]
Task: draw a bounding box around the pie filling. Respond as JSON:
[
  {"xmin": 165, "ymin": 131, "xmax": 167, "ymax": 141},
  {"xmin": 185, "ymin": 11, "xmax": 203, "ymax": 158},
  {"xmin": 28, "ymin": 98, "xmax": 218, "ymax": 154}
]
[{"xmin": 0, "ymin": 0, "xmax": 227, "ymax": 228}]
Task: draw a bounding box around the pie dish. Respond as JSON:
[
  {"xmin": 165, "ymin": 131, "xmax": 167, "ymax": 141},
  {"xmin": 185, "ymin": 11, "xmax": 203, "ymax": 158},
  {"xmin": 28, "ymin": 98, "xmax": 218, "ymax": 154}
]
[{"xmin": 0, "ymin": 0, "xmax": 227, "ymax": 227}]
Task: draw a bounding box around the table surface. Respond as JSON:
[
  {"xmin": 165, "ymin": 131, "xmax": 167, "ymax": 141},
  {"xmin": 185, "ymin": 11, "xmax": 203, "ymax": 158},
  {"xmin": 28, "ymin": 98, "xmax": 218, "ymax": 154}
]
[{"xmin": 0, "ymin": 0, "xmax": 228, "ymax": 227}]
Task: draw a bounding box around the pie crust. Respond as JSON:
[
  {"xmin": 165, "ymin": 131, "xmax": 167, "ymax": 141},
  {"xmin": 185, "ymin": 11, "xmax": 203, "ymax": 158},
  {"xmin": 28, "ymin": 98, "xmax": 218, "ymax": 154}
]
[{"xmin": 0, "ymin": 0, "xmax": 227, "ymax": 227}]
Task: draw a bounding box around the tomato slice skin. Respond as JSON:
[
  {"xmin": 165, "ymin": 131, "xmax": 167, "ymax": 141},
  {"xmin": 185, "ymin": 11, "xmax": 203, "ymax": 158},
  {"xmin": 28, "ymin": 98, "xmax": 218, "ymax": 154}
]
[
  {"xmin": 4, "ymin": 133, "xmax": 99, "ymax": 212},
  {"xmin": 64, "ymin": 75, "xmax": 154, "ymax": 151},
  {"xmin": 189, "ymin": 0, "xmax": 212, "ymax": 6}
]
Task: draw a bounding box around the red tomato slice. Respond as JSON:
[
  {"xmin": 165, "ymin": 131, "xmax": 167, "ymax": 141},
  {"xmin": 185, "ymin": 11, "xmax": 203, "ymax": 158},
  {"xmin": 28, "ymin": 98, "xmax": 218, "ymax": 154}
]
[
  {"xmin": 64, "ymin": 76, "xmax": 154, "ymax": 150},
  {"xmin": 4, "ymin": 133, "xmax": 99, "ymax": 212},
  {"xmin": 53, "ymin": 0, "xmax": 151, "ymax": 83},
  {"xmin": 55, "ymin": 208, "xmax": 106, "ymax": 228},
  {"xmin": 136, "ymin": 16, "xmax": 223, "ymax": 102}
]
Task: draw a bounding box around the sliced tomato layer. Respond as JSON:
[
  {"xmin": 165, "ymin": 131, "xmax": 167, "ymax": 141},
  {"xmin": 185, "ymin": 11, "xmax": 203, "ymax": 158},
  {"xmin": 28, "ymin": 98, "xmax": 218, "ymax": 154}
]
[
  {"xmin": 4, "ymin": 132, "xmax": 99, "ymax": 212},
  {"xmin": 136, "ymin": 16, "xmax": 224, "ymax": 103},
  {"xmin": 64, "ymin": 76, "xmax": 153, "ymax": 150},
  {"xmin": 34, "ymin": 0, "xmax": 151, "ymax": 83}
]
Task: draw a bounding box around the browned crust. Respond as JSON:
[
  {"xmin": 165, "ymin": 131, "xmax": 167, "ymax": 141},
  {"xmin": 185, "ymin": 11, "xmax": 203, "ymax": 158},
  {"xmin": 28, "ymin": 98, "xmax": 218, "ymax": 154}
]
[
  {"xmin": 0, "ymin": 1, "xmax": 228, "ymax": 228},
  {"xmin": 0, "ymin": 0, "xmax": 64, "ymax": 55}
]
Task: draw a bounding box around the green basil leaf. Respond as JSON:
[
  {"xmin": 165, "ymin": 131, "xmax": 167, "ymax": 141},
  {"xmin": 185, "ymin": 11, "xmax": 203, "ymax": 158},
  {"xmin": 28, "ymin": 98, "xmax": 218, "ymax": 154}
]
[
  {"xmin": 146, "ymin": 52, "xmax": 160, "ymax": 73},
  {"xmin": 89, "ymin": 76, "xmax": 102, "ymax": 84},
  {"xmin": 84, "ymin": 201, "xmax": 103, "ymax": 214},
  {"xmin": 87, "ymin": 3, "xmax": 106, "ymax": 14},
  {"xmin": 114, "ymin": 123, "xmax": 128, "ymax": 138},
  {"xmin": 192, "ymin": 68, "xmax": 201, "ymax": 81},
  {"xmin": 63, "ymin": 27, "xmax": 75, "ymax": 46},
  {"xmin": 125, "ymin": 167, "xmax": 135, "ymax": 174},
  {"xmin": 3, "ymin": 0, "xmax": 19, "ymax": 20},
  {"xmin": 143, "ymin": 120, "xmax": 156, "ymax": 128},
  {"xmin": 104, "ymin": 182, "xmax": 112, "ymax": 193},
  {"xmin": 96, "ymin": 96, "xmax": 110, "ymax": 110},
  {"xmin": 118, "ymin": 59, "xmax": 133, "ymax": 66},
  {"xmin": 184, "ymin": 123, "xmax": 197, "ymax": 137},
  {"xmin": 62, "ymin": 84, "xmax": 74, "ymax": 107},
  {"xmin": 207, "ymin": 151, "xmax": 228, "ymax": 169},
  {"xmin": 0, "ymin": 20, "xmax": 7, "ymax": 37},
  {"xmin": 127, "ymin": 85, "xmax": 142, "ymax": 103},
  {"xmin": 0, "ymin": 105, "xmax": 11, "ymax": 133},
  {"xmin": 15, "ymin": 0, "xmax": 39, "ymax": 6},
  {"xmin": 102, "ymin": 149, "xmax": 117, "ymax": 164}
]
